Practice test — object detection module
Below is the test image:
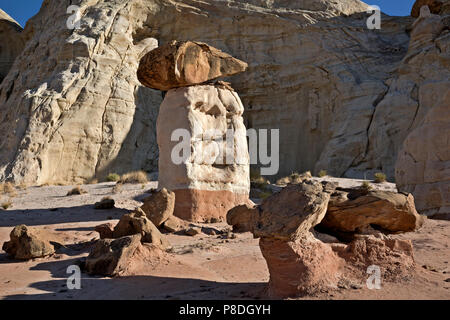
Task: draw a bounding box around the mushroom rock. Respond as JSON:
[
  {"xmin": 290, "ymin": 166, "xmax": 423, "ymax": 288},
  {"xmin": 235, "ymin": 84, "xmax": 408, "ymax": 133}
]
[
  {"xmin": 138, "ymin": 42, "xmax": 250, "ymax": 222},
  {"xmin": 227, "ymin": 180, "xmax": 417, "ymax": 298}
]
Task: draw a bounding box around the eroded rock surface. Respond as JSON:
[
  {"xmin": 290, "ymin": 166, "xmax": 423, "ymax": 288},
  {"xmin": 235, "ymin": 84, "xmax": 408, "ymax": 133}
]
[
  {"xmin": 140, "ymin": 188, "xmax": 175, "ymax": 227},
  {"xmin": 137, "ymin": 41, "xmax": 248, "ymax": 91},
  {"xmin": 157, "ymin": 84, "xmax": 250, "ymax": 222},
  {"xmin": 227, "ymin": 180, "xmax": 418, "ymax": 298},
  {"xmin": 2, "ymin": 225, "xmax": 55, "ymax": 260},
  {"xmin": 85, "ymin": 234, "xmax": 142, "ymax": 276},
  {"xmin": 113, "ymin": 209, "xmax": 170, "ymax": 249},
  {"xmin": 0, "ymin": 9, "xmax": 24, "ymax": 82},
  {"xmin": 320, "ymin": 189, "xmax": 424, "ymax": 233}
]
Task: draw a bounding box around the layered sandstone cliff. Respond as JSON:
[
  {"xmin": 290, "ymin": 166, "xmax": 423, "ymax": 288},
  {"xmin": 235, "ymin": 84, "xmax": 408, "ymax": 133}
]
[{"xmin": 0, "ymin": 9, "xmax": 24, "ymax": 82}]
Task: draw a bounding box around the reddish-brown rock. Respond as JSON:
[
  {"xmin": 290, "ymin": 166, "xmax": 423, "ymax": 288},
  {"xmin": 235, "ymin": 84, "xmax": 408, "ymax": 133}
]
[
  {"xmin": 94, "ymin": 223, "xmax": 115, "ymax": 239},
  {"xmin": 85, "ymin": 235, "xmax": 142, "ymax": 276},
  {"xmin": 2, "ymin": 225, "xmax": 55, "ymax": 260},
  {"xmin": 174, "ymin": 189, "xmax": 250, "ymax": 223},
  {"xmin": 140, "ymin": 188, "xmax": 175, "ymax": 227},
  {"xmin": 137, "ymin": 41, "xmax": 248, "ymax": 91},
  {"xmin": 320, "ymin": 189, "xmax": 424, "ymax": 233},
  {"xmin": 113, "ymin": 209, "xmax": 170, "ymax": 250},
  {"xmin": 260, "ymin": 236, "xmax": 343, "ymax": 298},
  {"xmin": 411, "ymin": 0, "xmax": 448, "ymax": 17}
]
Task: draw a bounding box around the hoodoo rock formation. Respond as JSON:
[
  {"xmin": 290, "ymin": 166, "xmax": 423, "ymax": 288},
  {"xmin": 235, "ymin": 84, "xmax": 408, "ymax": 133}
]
[
  {"xmin": 227, "ymin": 181, "xmax": 419, "ymax": 298},
  {"xmin": 0, "ymin": 0, "xmax": 448, "ymax": 217},
  {"xmin": 138, "ymin": 41, "xmax": 250, "ymax": 222}
]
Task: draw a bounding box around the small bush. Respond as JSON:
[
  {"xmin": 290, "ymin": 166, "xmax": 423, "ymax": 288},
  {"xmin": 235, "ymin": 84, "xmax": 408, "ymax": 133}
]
[
  {"xmin": 106, "ymin": 173, "xmax": 120, "ymax": 182},
  {"xmin": 119, "ymin": 171, "xmax": 148, "ymax": 184},
  {"xmin": 67, "ymin": 186, "xmax": 88, "ymax": 196},
  {"xmin": 88, "ymin": 178, "xmax": 99, "ymax": 185},
  {"xmin": 276, "ymin": 176, "xmax": 291, "ymax": 185},
  {"xmin": 374, "ymin": 172, "xmax": 387, "ymax": 183},
  {"xmin": 1, "ymin": 201, "xmax": 12, "ymax": 210},
  {"xmin": 360, "ymin": 181, "xmax": 373, "ymax": 191},
  {"xmin": 318, "ymin": 170, "xmax": 327, "ymax": 178},
  {"xmin": 112, "ymin": 183, "xmax": 122, "ymax": 194}
]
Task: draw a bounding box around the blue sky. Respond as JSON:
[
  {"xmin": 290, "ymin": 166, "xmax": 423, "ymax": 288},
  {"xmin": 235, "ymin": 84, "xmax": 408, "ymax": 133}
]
[{"xmin": 1, "ymin": 0, "xmax": 416, "ymax": 27}]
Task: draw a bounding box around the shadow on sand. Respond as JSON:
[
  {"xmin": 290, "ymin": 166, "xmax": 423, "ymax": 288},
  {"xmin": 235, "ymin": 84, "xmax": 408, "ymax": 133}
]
[
  {"xmin": 2, "ymin": 256, "xmax": 267, "ymax": 300},
  {"xmin": 0, "ymin": 205, "xmax": 129, "ymax": 227}
]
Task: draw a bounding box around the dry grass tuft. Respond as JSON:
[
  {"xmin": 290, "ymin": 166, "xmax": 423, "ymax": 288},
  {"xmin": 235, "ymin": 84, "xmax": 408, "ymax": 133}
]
[
  {"xmin": 67, "ymin": 186, "xmax": 88, "ymax": 196},
  {"xmin": 360, "ymin": 180, "xmax": 373, "ymax": 191},
  {"xmin": 112, "ymin": 183, "xmax": 122, "ymax": 194},
  {"xmin": 106, "ymin": 173, "xmax": 120, "ymax": 182},
  {"xmin": 1, "ymin": 201, "xmax": 12, "ymax": 210},
  {"xmin": 276, "ymin": 171, "xmax": 312, "ymax": 185},
  {"xmin": 374, "ymin": 172, "xmax": 387, "ymax": 183},
  {"xmin": 119, "ymin": 171, "xmax": 148, "ymax": 184},
  {"xmin": 318, "ymin": 170, "xmax": 327, "ymax": 178}
]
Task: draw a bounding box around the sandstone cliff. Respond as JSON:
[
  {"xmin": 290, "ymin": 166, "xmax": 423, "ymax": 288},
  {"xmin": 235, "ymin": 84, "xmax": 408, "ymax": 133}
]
[
  {"xmin": 0, "ymin": 0, "xmax": 448, "ymax": 215},
  {"xmin": 0, "ymin": 9, "xmax": 24, "ymax": 82}
]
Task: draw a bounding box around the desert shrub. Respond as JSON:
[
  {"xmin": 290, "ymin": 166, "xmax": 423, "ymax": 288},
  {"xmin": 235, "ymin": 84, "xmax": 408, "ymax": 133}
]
[
  {"xmin": 119, "ymin": 171, "xmax": 148, "ymax": 184},
  {"xmin": 106, "ymin": 173, "xmax": 120, "ymax": 182},
  {"xmin": 360, "ymin": 181, "xmax": 373, "ymax": 191},
  {"xmin": 275, "ymin": 176, "xmax": 291, "ymax": 185},
  {"xmin": 112, "ymin": 183, "xmax": 122, "ymax": 194},
  {"xmin": 67, "ymin": 186, "xmax": 88, "ymax": 196},
  {"xmin": 374, "ymin": 172, "xmax": 387, "ymax": 183},
  {"xmin": 1, "ymin": 201, "xmax": 12, "ymax": 210},
  {"xmin": 318, "ymin": 170, "xmax": 327, "ymax": 177}
]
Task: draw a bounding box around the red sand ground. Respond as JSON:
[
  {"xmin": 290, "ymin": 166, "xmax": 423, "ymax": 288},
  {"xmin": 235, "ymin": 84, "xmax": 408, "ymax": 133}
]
[{"xmin": 0, "ymin": 182, "xmax": 449, "ymax": 300}]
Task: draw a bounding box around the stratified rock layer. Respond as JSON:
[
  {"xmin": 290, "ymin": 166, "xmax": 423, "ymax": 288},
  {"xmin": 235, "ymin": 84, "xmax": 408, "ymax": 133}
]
[
  {"xmin": 0, "ymin": 9, "xmax": 24, "ymax": 82},
  {"xmin": 395, "ymin": 6, "xmax": 450, "ymax": 217}
]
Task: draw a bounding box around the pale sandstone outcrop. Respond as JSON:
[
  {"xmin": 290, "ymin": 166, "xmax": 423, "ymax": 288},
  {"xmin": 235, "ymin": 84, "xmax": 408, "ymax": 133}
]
[
  {"xmin": 0, "ymin": 0, "xmax": 404, "ymax": 186},
  {"xmin": 395, "ymin": 6, "xmax": 450, "ymax": 217},
  {"xmin": 0, "ymin": 9, "xmax": 24, "ymax": 82},
  {"xmin": 157, "ymin": 84, "xmax": 250, "ymax": 222},
  {"xmin": 137, "ymin": 40, "xmax": 248, "ymax": 91}
]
